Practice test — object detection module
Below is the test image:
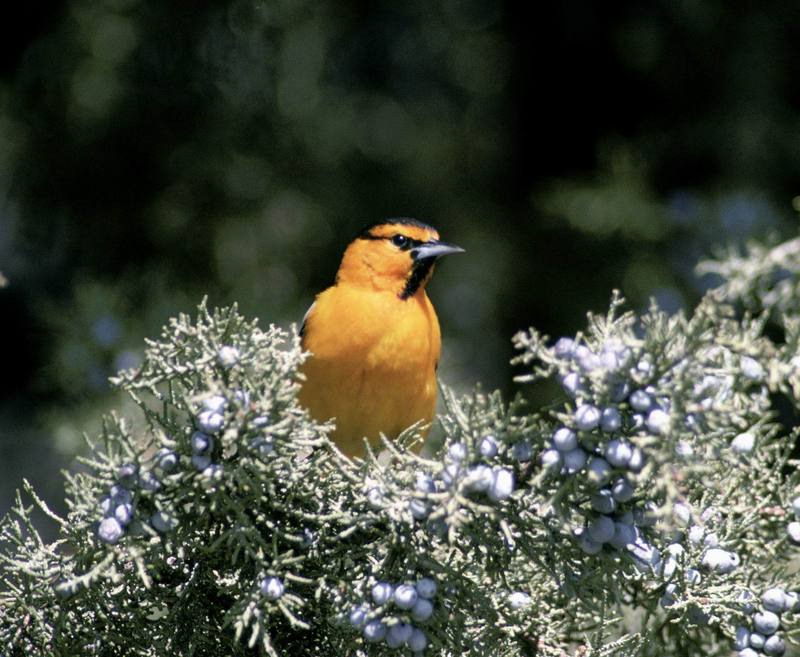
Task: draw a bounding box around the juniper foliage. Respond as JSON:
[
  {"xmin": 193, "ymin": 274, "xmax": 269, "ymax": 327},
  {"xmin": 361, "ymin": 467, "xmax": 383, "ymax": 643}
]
[{"xmin": 4, "ymin": 235, "xmax": 800, "ymax": 657}]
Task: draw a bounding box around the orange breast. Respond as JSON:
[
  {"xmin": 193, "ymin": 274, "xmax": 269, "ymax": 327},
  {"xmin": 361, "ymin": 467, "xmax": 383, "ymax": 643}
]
[{"xmin": 298, "ymin": 284, "xmax": 441, "ymax": 456}]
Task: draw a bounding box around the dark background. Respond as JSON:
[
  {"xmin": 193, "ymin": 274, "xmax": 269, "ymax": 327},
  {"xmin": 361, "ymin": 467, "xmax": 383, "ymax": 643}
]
[{"xmin": 1, "ymin": 0, "xmax": 799, "ymax": 520}]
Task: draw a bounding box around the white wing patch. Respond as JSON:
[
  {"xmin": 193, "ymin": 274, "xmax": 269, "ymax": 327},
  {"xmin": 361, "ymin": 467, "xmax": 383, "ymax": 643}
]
[{"xmin": 299, "ymin": 301, "xmax": 316, "ymax": 339}]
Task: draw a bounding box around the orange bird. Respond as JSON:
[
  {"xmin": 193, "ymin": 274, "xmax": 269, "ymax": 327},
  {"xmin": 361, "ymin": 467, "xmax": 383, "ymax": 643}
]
[{"xmin": 298, "ymin": 219, "xmax": 464, "ymax": 457}]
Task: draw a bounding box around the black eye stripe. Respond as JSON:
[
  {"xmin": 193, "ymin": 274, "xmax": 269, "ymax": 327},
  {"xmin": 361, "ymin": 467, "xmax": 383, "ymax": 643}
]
[
  {"xmin": 361, "ymin": 232, "xmax": 423, "ymax": 250},
  {"xmin": 391, "ymin": 234, "xmax": 422, "ymax": 251}
]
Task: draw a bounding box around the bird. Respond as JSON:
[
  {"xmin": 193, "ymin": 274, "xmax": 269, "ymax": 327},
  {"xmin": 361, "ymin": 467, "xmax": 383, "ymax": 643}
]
[{"xmin": 298, "ymin": 218, "xmax": 464, "ymax": 457}]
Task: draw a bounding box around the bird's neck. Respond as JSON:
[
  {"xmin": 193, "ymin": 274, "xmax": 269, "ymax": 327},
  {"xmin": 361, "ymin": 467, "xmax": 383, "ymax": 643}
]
[{"xmin": 336, "ymin": 258, "xmax": 433, "ymax": 300}]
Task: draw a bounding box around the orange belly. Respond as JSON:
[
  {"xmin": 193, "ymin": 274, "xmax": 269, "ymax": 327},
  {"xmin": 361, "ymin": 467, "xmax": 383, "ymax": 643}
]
[{"xmin": 298, "ymin": 285, "xmax": 441, "ymax": 456}]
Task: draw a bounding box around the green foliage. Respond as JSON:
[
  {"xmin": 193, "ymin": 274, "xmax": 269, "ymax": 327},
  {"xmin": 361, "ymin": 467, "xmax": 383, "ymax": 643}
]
[
  {"xmin": 5, "ymin": 234, "xmax": 800, "ymax": 656},
  {"xmin": 699, "ymin": 236, "xmax": 800, "ymax": 319}
]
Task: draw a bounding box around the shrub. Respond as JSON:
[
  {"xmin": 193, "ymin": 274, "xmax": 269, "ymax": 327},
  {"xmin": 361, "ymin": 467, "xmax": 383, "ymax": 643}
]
[{"xmin": 4, "ymin": 235, "xmax": 800, "ymax": 656}]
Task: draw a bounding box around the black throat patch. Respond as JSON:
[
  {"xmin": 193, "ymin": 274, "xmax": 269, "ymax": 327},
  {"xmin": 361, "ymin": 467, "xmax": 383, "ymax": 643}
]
[{"xmin": 401, "ymin": 258, "xmax": 435, "ymax": 299}]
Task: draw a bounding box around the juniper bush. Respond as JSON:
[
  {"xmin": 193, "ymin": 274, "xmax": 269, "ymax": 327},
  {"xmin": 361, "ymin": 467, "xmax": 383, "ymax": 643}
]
[{"xmin": 5, "ymin": 235, "xmax": 800, "ymax": 656}]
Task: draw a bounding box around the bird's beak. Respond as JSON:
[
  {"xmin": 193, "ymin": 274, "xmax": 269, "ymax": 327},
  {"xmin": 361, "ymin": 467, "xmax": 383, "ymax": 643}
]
[{"xmin": 412, "ymin": 240, "xmax": 466, "ymax": 261}]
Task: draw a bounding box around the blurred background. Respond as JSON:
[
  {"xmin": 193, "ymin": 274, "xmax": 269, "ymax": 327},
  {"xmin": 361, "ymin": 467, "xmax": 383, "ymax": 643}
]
[{"xmin": 1, "ymin": 0, "xmax": 799, "ymax": 523}]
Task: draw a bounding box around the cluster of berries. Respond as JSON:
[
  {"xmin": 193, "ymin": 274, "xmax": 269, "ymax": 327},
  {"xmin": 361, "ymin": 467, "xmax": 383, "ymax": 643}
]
[
  {"xmin": 658, "ymin": 506, "xmax": 740, "ymax": 617},
  {"xmin": 550, "ymin": 338, "xmax": 764, "ymax": 458},
  {"xmin": 545, "ymin": 339, "xmax": 741, "ymax": 574},
  {"xmin": 400, "ymin": 438, "xmax": 516, "ymax": 524},
  {"xmin": 573, "ymin": 501, "xmax": 658, "ymax": 562},
  {"xmin": 551, "ymin": 336, "xmax": 670, "ymax": 440},
  {"xmin": 192, "ymin": 395, "xmax": 225, "ymax": 466},
  {"xmin": 97, "ymin": 479, "xmax": 135, "ymax": 545},
  {"xmin": 190, "ymin": 393, "xmax": 240, "ymax": 485},
  {"xmin": 192, "ymin": 344, "xmax": 244, "ymax": 474},
  {"xmin": 541, "ymin": 423, "xmax": 644, "ymax": 483},
  {"xmin": 682, "ymin": 504, "xmax": 741, "ymax": 574},
  {"xmin": 547, "ymin": 421, "xmax": 651, "ymax": 560},
  {"xmin": 96, "ymin": 386, "xmax": 244, "ymax": 545},
  {"xmin": 198, "ymin": 387, "xmax": 274, "ymax": 467},
  {"xmin": 349, "ymin": 578, "xmax": 437, "ymax": 653},
  {"xmin": 96, "ymin": 461, "xmax": 169, "ymax": 544},
  {"xmin": 442, "ymin": 439, "xmax": 515, "ymax": 502},
  {"xmin": 543, "ymin": 339, "xmax": 665, "ymax": 562},
  {"xmin": 149, "ymin": 449, "xmax": 180, "ymax": 533},
  {"xmin": 736, "ymin": 586, "xmax": 795, "ymax": 656}
]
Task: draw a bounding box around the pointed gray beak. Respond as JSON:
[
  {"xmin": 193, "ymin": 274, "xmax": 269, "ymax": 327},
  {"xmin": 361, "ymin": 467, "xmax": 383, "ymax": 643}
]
[{"xmin": 411, "ymin": 240, "xmax": 465, "ymax": 261}]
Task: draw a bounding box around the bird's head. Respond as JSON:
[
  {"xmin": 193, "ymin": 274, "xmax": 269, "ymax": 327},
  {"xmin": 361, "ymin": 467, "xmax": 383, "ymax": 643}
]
[{"xmin": 336, "ymin": 219, "xmax": 464, "ymax": 298}]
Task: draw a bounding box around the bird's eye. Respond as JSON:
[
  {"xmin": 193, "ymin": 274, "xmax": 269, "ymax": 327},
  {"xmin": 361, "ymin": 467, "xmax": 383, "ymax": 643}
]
[{"xmin": 391, "ymin": 234, "xmax": 409, "ymax": 248}]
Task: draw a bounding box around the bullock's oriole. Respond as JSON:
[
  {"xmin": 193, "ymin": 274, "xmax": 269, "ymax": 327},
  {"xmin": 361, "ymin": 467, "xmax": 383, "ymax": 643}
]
[{"xmin": 298, "ymin": 219, "xmax": 464, "ymax": 456}]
